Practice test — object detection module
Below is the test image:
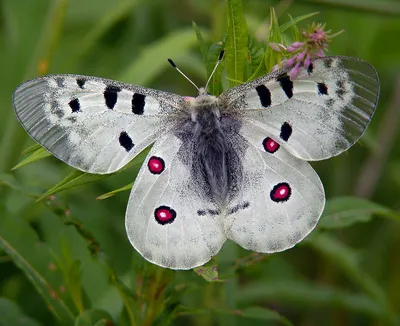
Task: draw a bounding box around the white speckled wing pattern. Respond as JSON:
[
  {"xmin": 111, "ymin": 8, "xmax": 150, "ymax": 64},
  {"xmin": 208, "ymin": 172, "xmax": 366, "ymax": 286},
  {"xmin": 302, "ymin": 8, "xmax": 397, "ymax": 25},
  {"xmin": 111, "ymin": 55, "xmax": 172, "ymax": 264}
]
[
  {"xmin": 125, "ymin": 133, "xmax": 226, "ymax": 269},
  {"xmin": 221, "ymin": 56, "xmax": 380, "ymax": 160},
  {"xmin": 13, "ymin": 75, "xmax": 186, "ymax": 173},
  {"xmin": 223, "ymin": 121, "xmax": 325, "ymax": 252},
  {"xmin": 12, "ymin": 56, "xmax": 380, "ymax": 270}
]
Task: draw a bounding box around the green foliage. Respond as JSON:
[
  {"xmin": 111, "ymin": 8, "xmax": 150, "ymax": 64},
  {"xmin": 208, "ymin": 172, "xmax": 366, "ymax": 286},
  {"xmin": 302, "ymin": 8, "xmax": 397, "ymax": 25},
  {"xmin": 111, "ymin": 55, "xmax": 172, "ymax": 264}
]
[{"xmin": 1, "ymin": 0, "xmax": 400, "ymax": 325}]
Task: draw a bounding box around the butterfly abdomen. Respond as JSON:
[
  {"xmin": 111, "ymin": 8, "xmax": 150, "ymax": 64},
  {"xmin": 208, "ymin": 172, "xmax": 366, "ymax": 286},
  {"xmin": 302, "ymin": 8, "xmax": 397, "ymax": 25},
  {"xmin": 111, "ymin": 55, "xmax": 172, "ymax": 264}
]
[{"xmin": 176, "ymin": 99, "xmax": 245, "ymax": 207}]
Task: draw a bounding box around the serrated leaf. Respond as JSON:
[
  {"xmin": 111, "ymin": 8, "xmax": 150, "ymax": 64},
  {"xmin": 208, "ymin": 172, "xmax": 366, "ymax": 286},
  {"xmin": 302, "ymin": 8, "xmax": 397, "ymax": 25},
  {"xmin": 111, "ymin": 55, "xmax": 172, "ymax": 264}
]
[
  {"xmin": 12, "ymin": 147, "xmax": 52, "ymax": 170},
  {"xmin": 0, "ymin": 298, "xmax": 42, "ymax": 326},
  {"xmin": 74, "ymin": 309, "xmax": 114, "ymax": 326},
  {"xmin": 246, "ymin": 35, "xmax": 264, "ymax": 81},
  {"xmin": 279, "ymin": 12, "xmax": 319, "ymax": 33},
  {"xmin": 0, "ymin": 211, "xmax": 75, "ymax": 325},
  {"xmin": 319, "ymin": 196, "xmax": 399, "ymax": 229},
  {"xmin": 225, "ymin": 0, "xmax": 248, "ymax": 87},
  {"xmin": 97, "ymin": 182, "xmax": 133, "ymax": 200}
]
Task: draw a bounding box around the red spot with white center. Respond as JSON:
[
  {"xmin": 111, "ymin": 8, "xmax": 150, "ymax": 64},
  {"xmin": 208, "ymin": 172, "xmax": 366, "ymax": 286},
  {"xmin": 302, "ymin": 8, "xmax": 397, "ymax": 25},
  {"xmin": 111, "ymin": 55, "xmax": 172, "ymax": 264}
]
[
  {"xmin": 148, "ymin": 156, "xmax": 165, "ymax": 174},
  {"xmin": 270, "ymin": 182, "xmax": 291, "ymax": 202},
  {"xmin": 263, "ymin": 137, "xmax": 280, "ymax": 153},
  {"xmin": 154, "ymin": 206, "xmax": 176, "ymax": 225}
]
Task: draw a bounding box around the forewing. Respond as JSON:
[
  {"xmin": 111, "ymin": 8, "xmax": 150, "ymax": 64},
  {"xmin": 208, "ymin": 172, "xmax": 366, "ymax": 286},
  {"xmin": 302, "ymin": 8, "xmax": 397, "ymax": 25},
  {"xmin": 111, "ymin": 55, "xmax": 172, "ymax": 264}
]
[
  {"xmin": 13, "ymin": 75, "xmax": 187, "ymax": 173},
  {"xmin": 125, "ymin": 133, "xmax": 226, "ymax": 270},
  {"xmin": 223, "ymin": 121, "xmax": 325, "ymax": 252},
  {"xmin": 221, "ymin": 56, "xmax": 379, "ymax": 160}
]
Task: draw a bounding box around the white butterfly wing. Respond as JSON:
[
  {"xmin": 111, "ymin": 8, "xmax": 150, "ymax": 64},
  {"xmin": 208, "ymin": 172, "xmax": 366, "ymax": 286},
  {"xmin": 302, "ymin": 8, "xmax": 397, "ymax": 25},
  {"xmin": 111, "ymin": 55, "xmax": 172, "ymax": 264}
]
[
  {"xmin": 221, "ymin": 56, "xmax": 379, "ymax": 160},
  {"xmin": 125, "ymin": 133, "xmax": 226, "ymax": 269},
  {"xmin": 223, "ymin": 121, "xmax": 325, "ymax": 252},
  {"xmin": 13, "ymin": 75, "xmax": 186, "ymax": 173}
]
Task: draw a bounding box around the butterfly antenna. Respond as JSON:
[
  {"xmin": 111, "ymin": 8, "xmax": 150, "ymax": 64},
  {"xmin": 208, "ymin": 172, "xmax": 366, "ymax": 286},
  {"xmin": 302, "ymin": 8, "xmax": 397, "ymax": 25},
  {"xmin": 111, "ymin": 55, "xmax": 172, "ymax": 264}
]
[
  {"xmin": 168, "ymin": 58, "xmax": 199, "ymax": 92},
  {"xmin": 204, "ymin": 50, "xmax": 225, "ymax": 92}
]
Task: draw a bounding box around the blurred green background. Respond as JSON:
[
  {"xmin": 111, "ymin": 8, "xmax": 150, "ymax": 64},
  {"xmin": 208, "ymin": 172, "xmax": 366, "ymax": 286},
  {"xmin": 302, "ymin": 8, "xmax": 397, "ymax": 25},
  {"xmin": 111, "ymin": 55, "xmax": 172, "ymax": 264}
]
[{"xmin": 1, "ymin": 0, "xmax": 400, "ymax": 325}]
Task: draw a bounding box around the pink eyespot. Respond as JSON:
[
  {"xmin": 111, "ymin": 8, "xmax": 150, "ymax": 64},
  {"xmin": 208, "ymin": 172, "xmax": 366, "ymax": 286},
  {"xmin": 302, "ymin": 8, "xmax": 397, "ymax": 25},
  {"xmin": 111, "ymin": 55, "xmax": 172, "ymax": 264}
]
[{"xmin": 148, "ymin": 156, "xmax": 165, "ymax": 174}]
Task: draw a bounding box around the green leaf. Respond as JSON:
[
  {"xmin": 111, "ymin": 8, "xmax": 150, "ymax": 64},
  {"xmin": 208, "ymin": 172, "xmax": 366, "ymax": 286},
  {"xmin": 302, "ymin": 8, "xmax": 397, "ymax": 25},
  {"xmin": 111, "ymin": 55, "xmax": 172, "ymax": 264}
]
[
  {"xmin": 206, "ymin": 41, "xmax": 225, "ymax": 95},
  {"xmin": 279, "ymin": 12, "xmax": 319, "ymax": 33},
  {"xmin": 246, "ymin": 35, "xmax": 264, "ymax": 81},
  {"xmin": 12, "ymin": 148, "xmax": 51, "ymax": 170},
  {"xmin": 192, "ymin": 21, "xmax": 208, "ymax": 65},
  {"xmin": 119, "ymin": 28, "xmax": 198, "ymax": 86},
  {"xmin": 305, "ymin": 233, "xmax": 395, "ymax": 322},
  {"xmin": 68, "ymin": 260, "xmax": 84, "ymax": 313},
  {"xmin": 36, "ymin": 146, "xmax": 149, "ymax": 201},
  {"xmin": 66, "ymin": 0, "xmax": 142, "ymax": 67},
  {"xmin": 46, "ymin": 203, "xmax": 138, "ymax": 326},
  {"xmin": 0, "ymin": 173, "xmax": 40, "ymax": 197},
  {"xmin": 36, "ymin": 170, "xmax": 109, "ymax": 202},
  {"xmin": 264, "ymin": 7, "xmax": 283, "ymax": 72},
  {"xmin": 319, "ymin": 197, "xmax": 399, "ymax": 229},
  {"xmin": 176, "ymin": 306, "xmax": 291, "ymax": 325},
  {"xmin": 96, "ymin": 182, "xmax": 133, "ymax": 200},
  {"xmin": 74, "ymin": 309, "xmax": 114, "ymax": 326},
  {"xmin": 193, "ymin": 262, "xmax": 224, "ymax": 282},
  {"xmin": 0, "ymin": 297, "xmax": 42, "ymax": 326},
  {"xmin": 22, "ymin": 143, "xmax": 43, "ymax": 154},
  {"xmin": 0, "ymin": 212, "xmax": 75, "ymax": 325},
  {"xmin": 225, "ymin": 0, "xmax": 248, "ymax": 87},
  {"xmin": 237, "ymin": 280, "xmax": 388, "ymax": 320},
  {"xmin": 238, "ymin": 307, "xmax": 292, "ymax": 325}
]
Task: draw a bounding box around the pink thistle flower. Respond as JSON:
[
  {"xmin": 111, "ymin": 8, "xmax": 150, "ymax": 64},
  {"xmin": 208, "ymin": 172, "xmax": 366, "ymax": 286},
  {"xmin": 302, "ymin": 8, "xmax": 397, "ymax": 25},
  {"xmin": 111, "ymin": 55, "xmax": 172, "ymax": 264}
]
[{"xmin": 269, "ymin": 22, "xmax": 343, "ymax": 77}]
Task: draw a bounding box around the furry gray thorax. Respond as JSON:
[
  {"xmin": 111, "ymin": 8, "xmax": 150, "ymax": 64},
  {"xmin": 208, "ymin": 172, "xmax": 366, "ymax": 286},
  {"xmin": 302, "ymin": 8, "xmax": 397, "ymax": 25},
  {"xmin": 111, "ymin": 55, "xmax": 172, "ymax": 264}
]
[{"xmin": 175, "ymin": 94, "xmax": 245, "ymax": 208}]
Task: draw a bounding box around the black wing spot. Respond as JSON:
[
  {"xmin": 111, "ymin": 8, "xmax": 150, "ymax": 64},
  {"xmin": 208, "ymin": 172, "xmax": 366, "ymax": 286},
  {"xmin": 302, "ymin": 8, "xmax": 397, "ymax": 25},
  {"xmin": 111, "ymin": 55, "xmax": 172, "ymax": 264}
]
[
  {"xmin": 104, "ymin": 85, "xmax": 121, "ymax": 109},
  {"xmin": 336, "ymin": 80, "xmax": 346, "ymax": 99},
  {"xmin": 277, "ymin": 74, "xmax": 293, "ymax": 99},
  {"xmin": 197, "ymin": 208, "xmax": 221, "ymax": 216},
  {"xmin": 69, "ymin": 98, "xmax": 80, "ymax": 113},
  {"xmin": 255, "ymin": 85, "xmax": 271, "ymax": 108},
  {"xmin": 317, "ymin": 82, "xmax": 328, "ymax": 95},
  {"xmin": 325, "ymin": 98, "xmax": 335, "ymax": 108},
  {"xmin": 307, "ymin": 63, "xmax": 314, "ymax": 74},
  {"xmin": 323, "ymin": 58, "xmax": 333, "ymax": 68},
  {"xmin": 132, "ymin": 93, "xmax": 145, "ymax": 115},
  {"xmin": 280, "ymin": 122, "xmax": 292, "ymax": 141},
  {"xmin": 227, "ymin": 202, "xmax": 250, "ymax": 215},
  {"xmin": 55, "ymin": 77, "xmax": 65, "ymax": 88},
  {"xmin": 119, "ymin": 131, "xmax": 134, "ymax": 152},
  {"xmin": 51, "ymin": 102, "xmax": 64, "ymax": 118},
  {"xmin": 76, "ymin": 78, "xmax": 86, "ymax": 89}
]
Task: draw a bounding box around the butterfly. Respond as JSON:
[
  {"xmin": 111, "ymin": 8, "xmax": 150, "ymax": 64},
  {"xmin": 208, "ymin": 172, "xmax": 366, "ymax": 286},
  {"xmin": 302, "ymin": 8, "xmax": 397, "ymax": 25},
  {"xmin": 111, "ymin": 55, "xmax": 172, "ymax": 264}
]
[{"xmin": 12, "ymin": 54, "xmax": 379, "ymax": 269}]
